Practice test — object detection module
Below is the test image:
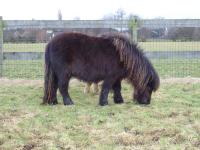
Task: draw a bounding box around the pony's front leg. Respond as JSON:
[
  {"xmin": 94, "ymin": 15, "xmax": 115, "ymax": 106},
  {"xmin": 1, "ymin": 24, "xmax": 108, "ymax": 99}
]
[
  {"xmin": 99, "ymin": 80, "xmax": 112, "ymax": 106},
  {"xmin": 112, "ymin": 80, "xmax": 124, "ymax": 104},
  {"xmin": 58, "ymin": 77, "xmax": 74, "ymax": 105}
]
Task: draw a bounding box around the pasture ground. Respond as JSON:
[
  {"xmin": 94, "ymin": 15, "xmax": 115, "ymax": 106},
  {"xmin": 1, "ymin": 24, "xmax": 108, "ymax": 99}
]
[{"xmin": 0, "ymin": 79, "xmax": 200, "ymax": 149}]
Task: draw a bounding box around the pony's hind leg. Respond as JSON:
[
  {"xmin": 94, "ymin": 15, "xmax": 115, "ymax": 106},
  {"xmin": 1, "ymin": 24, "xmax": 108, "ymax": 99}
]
[
  {"xmin": 112, "ymin": 80, "xmax": 124, "ymax": 104},
  {"xmin": 58, "ymin": 75, "xmax": 74, "ymax": 105}
]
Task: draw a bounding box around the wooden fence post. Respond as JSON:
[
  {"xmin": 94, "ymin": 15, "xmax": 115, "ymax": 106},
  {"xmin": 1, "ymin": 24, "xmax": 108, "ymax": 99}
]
[
  {"xmin": 128, "ymin": 18, "xmax": 138, "ymax": 42},
  {"xmin": 0, "ymin": 16, "xmax": 3, "ymax": 77}
]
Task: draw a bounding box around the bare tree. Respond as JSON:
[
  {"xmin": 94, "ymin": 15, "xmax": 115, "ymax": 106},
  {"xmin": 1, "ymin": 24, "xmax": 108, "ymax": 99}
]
[
  {"xmin": 102, "ymin": 8, "xmax": 126, "ymax": 21},
  {"xmin": 115, "ymin": 8, "xmax": 126, "ymax": 20},
  {"xmin": 58, "ymin": 9, "xmax": 62, "ymax": 21}
]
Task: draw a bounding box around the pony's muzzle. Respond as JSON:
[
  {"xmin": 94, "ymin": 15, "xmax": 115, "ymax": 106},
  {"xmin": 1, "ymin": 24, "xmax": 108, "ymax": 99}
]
[{"xmin": 138, "ymin": 98, "xmax": 150, "ymax": 105}]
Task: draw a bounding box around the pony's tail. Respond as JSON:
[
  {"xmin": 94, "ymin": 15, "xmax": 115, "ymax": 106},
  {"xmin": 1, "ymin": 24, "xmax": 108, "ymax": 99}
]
[{"xmin": 42, "ymin": 43, "xmax": 57, "ymax": 105}]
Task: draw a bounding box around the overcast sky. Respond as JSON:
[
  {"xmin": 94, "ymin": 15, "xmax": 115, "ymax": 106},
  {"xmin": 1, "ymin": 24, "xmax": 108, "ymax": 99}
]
[{"xmin": 0, "ymin": 0, "xmax": 200, "ymax": 20}]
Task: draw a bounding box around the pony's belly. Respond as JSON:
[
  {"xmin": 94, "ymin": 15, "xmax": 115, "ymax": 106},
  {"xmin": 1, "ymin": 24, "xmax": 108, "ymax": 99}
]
[
  {"xmin": 72, "ymin": 69, "xmax": 126, "ymax": 83},
  {"xmin": 70, "ymin": 59, "xmax": 126, "ymax": 82},
  {"xmin": 72, "ymin": 72, "xmax": 104, "ymax": 83}
]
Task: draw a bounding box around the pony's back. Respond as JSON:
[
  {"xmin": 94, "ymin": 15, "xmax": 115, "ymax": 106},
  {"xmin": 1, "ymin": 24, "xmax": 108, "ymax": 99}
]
[{"xmin": 48, "ymin": 33, "xmax": 127, "ymax": 83}]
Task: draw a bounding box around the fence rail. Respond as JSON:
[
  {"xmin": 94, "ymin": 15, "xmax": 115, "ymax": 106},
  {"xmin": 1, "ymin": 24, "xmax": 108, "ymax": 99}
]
[{"xmin": 4, "ymin": 19, "xmax": 200, "ymax": 29}]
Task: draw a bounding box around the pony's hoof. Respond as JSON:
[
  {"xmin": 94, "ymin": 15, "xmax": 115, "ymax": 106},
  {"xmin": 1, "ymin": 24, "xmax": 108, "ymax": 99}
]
[
  {"xmin": 99, "ymin": 101, "xmax": 108, "ymax": 106},
  {"xmin": 47, "ymin": 101, "xmax": 58, "ymax": 105},
  {"xmin": 64, "ymin": 101, "xmax": 74, "ymax": 105},
  {"xmin": 52, "ymin": 101, "xmax": 58, "ymax": 105},
  {"xmin": 114, "ymin": 99, "xmax": 124, "ymax": 104},
  {"xmin": 115, "ymin": 100, "xmax": 124, "ymax": 104}
]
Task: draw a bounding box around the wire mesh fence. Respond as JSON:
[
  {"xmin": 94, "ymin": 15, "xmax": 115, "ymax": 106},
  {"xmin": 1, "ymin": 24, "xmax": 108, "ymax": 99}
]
[{"xmin": 1, "ymin": 19, "xmax": 200, "ymax": 79}]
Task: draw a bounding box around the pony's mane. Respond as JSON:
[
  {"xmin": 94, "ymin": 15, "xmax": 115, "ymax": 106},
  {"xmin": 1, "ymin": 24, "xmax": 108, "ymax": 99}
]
[{"xmin": 102, "ymin": 33, "xmax": 160, "ymax": 91}]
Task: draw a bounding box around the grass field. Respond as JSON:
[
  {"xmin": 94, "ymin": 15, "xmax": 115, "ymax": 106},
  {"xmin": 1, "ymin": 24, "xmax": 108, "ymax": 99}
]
[
  {"xmin": 3, "ymin": 42, "xmax": 200, "ymax": 52},
  {"xmin": 3, "ymin": 60, "xmax": 44, "ymax": 79},
  {"xmin": 3, "ymin": 43, "xmax": 46, "ymax": 52},
  {"xmin": 139, "ymin": 42, "xmax": 200, "ymax": 51},
  {"xmin": 3, "ymin": 58, "xmax": 200, "ymax": 79},
  {"xmin": 0, "ymin": 80, "xmax": 200, "ymax": 149}
]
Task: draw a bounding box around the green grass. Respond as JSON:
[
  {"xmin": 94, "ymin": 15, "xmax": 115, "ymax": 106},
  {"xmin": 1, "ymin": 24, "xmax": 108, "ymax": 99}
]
[
  {"xmin": 3, "ymin": 43, "xmax": 46, "ymax": 52},
  {"xmin": 3, "ymin": 60, "xmax": 44, "ymax": 79},
  {"xmin": 0, "ymin": 81, "xmax": 200, "ymax": 149},
  {"xmin": 2, "ymin": 58, "xmax": 200, "ymax": 79},
  {"xmin": 151, "ymin": 58, "xmax": 200, "ymax": 78},
  {"xmin": 3, "ymin": 42, "xmax": 200, "ymax": 52},
  {"xmin": 139, "ymin": 41, "xmax": 200, "ymax": 51}
]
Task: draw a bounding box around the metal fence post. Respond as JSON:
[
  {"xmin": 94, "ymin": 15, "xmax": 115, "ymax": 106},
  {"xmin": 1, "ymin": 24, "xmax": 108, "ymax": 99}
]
[{"xmin": 0, "ymin": 16, "xmax": 3, "ymax": 77}]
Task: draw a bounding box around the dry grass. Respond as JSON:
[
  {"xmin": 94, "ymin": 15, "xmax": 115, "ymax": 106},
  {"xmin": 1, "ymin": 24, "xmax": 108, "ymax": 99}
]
[
  {"xmin": 161, "ymin": 77, "xmax": 200, "ymax": 84},
  {"xmin": 1, "ymin": 77, "xmax": 200, "ymax": 86}
]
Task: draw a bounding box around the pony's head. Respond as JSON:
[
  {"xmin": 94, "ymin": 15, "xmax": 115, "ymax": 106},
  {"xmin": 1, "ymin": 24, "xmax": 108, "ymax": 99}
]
[
  {"xmin": 129, "ymin": 55, "xmax": 160, "ymax": 105},
  {"xmin": 109, "ymin": 33, "xmax": 160, "ymax": 105},
  {"xmin": 133, "ymin": 72, "xmax": 160, "ymax": 104}
]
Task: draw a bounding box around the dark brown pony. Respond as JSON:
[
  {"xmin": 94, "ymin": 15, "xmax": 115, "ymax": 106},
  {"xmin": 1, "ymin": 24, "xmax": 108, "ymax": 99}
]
[{"xmin": 43, "ymin": 32, "xmax": 160, "ymax": 106}]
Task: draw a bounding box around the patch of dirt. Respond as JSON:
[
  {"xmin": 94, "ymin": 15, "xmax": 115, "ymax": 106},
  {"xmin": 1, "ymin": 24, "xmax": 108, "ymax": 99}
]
[
  {"xmin": 22, "ymin": 143, "xmax": 36, "ymax": 150},
  {"xmin": 0, "ymin": 138, "xmax": 5, "ymax": 146},
  {"xmin": 113, "ymin": 132, "xmax": 147, "ymax": 146},
  {"xmin": 161, "ymin": 77, "xmax": 200, "ymax": 84},
  {"xmin": 193, "ymin": 140, "xmax": 200, "ymax": 148},
  {"xmin": 192, "ymin": 123, "xmax": 200, "ymax": 134},
  {"xmin": 0, "ymin": 78, "xmax": 43, "ymax": 87},
  {"xmin": 78, "ymin": 115, "xmax": 92, "ymax": 122},
  {"xmin": 1, "ymin": 77, "xmax": 200, "ymax": 88},
  {"xmin": 1, "ymin": 111, "xmax": 37, "ymax": 128},
  {"xmin": 170, "ymin": 134, "xmax": 187, "ymax": 144},
  {"xmin": 114, "ymin": 128, "xmax": 185, "ymax": 146},
  {"xmin": 146, "ymin": 128, "xmax": 180, "ymax": 138},
  {"xmin": 0, "ymin": 78, "xmax": 80, "ymax": 87},
  {"xmin": 168, "ymin": 112, "xmax": 179, "ymax": 118}
]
